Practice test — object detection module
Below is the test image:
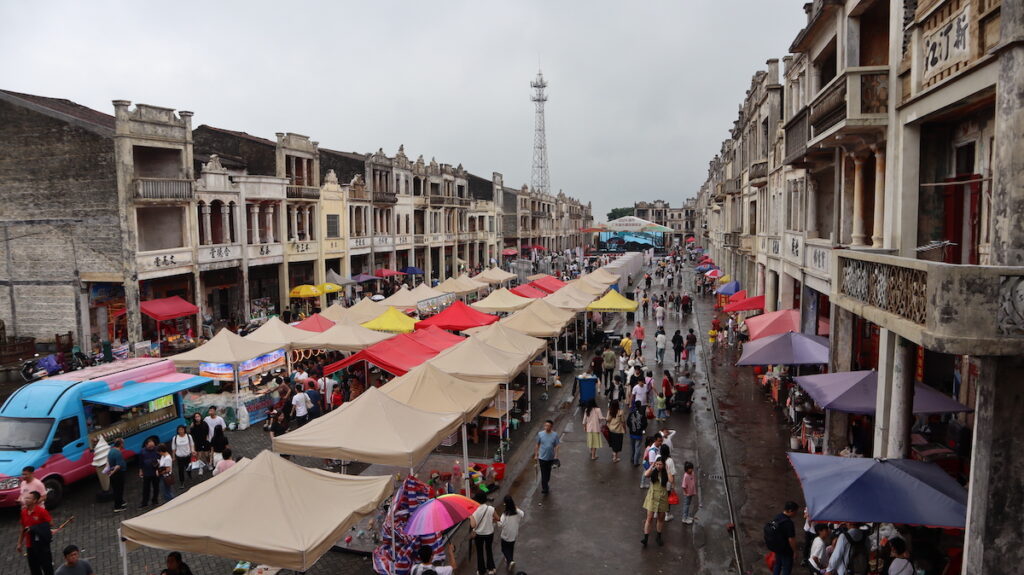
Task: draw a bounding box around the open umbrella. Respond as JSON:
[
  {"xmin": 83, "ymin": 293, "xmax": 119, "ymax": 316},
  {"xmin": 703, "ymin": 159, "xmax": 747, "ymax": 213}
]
[
  {"xmin": 716, "ymin": 281, "xmax": 741, "ymax": 296},
  {"xmin": 375, "ymin": 268, "xmax": 406, "ymax": 278},
  {"xmin": 405, "ymin": 494, "xmax": 480, "ymax": 535},
  {"xmin": 723, "ymin": 295, "xmax": 765, "ymax": 313},
  {"xmin": 686, "ymin": 237, "xmax": 697, "ymax": 243},
  {"xmin": 704, "ymin": 269, "xmax": 724, "ymax": 279},
  {"xmin": 318, "ymin": 282, "xmax": 343, "ymax": 294},
  {"xmin": 718, "ymin": 275, "xmax": 732, "ymax": 283},
  {"xmin": 289, "ymin": 284, "xmax": 322, "ymax": 298},
  {"xmin": 745, "ymin": 309, "xmax": 830, "ymax": 339},
  {"xmin": 351, "ymin": 273, "xmax": 379, "ymax": 283},
  {"xmin": 501, "ymin": 248, "xmax": 518, "ymax": 256},
  {"xmin": 788, "ymin": 452, "xmax": 968, "ymax": 528},
  {"xmin": 736, "ymin": 331, "xmax": 829, "ymax": 366},
  {"xmin": 728, "ymin": 289, "xmax": 748, "ymax": 302},
  {"xmin": 400, "ymin": 266, "xmax": 425, "ymax": 275},
  {"xmin": 793, "ymin": 370, "xmax": 972, "ymax": 415}
]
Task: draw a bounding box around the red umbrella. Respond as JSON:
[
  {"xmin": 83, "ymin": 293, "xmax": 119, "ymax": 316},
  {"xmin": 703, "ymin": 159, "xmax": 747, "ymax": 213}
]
[
  {"xmin": 374, "ymin": 268, "xmax": 406, "ymax": 278},
  {"xmin": 524, "ymin": 244, "xmax": 547, "ymax": 251},
  {"xmin": 501, "ymin": 248, "xmax": 518, "ymax": 256},
  {"xmin": 723, "ymin": 295, "xmax": 765, "ymax": 313},
  {"xmin": 705, "ymin": 269, "xmax": 724, "ymax": 279},
  {"xmin": 728, "ymin": 289, "xmax": 748, "ymax": 302},
  {"xmin": 686, "ymin": 237, "xmax": 697, "ymax": 243}
]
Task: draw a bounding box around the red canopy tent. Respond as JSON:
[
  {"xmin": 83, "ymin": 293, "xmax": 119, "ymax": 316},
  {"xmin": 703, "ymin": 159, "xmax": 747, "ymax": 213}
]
[
  {"xmin": 510, "ymin": 284, "xmax": 548, "ymax": 299},
  {"xmin": 374, "ymin": 268, "xmax": 406, "ymax": 278},
  {"xmin": 405, "ymin": 325, "xmax": 467, "ymax": 351},
  {"xmin": 729, "ymin": 289, "xmax": 748, "ymax": 302},
  {"xmin": 415, "ymin": 301, "xmax": 499, "ymax": 332},
  {"xmin": 139, "ymin": 296, "xmax": 199, "ymax": 321},
  {"xmin": 323, "ymin": 330, "xmax": 464, "ymax": 376},
  {"xmin": 529, "ymin": 275, "xmax": 567, "ymax": 294},
  {"xmin": 523, "ymin": 244, "xmax": 546, "ymax": 251},
  {"xmin": 294, "ymin": 313, "xmax": 336, "ymax": 332},
  {"xmin": 723, "ymin": 295, "xmax": 765, "ymax": 313}
]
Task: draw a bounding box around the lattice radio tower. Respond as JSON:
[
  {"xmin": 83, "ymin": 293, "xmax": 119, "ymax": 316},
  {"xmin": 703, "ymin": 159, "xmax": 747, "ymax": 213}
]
[{"xmin": 530, "ymin": 70, "xmax": 550, "ymax": 196}]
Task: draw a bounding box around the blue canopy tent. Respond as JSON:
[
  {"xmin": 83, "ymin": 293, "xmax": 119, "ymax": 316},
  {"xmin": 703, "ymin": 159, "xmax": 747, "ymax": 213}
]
[
  {"xmin": 716, "ymin": 280, "xmax": 741, "ymax": 296},
  {"xmin": 400, "ymin": 266, "xmax": 424, "ymax": 275},
  {"xmin": 787, "ymin": 452, "xmax": 968, "ymax": 528}
]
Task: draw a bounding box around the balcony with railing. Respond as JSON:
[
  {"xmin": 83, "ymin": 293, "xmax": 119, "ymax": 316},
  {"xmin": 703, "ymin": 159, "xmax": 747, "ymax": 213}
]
[
  {"xmin": 807, "ymin": 66, "xmax": 889, "ymax": 144},
  {"xmin": 373, "ymin": 191, "xmax": 397, "ymax": 204},
  {"xmin": 834, "ymin": 250, "xmax": 1024, "ymax": 356},
  {"xmin": 135, "ymin": 178, "xmax": 193, "ymax": 200},
  {"xmin": 722, "ymin": 232, "xmax": 740, "ymax": 247},
  {"xmin": 723, "ymin": 178, "xmax": 739, "ymax": 195},
  {"xmin": 784, "ymin": 107, "xmax": 809, "ymax": 165},
  {"xmin": 348, "ymin": 188, "xmax": 371, "ymax": 202},
  {"xmin": 286, "ymin": 185, "xmax": 320, "ymax": 200}
]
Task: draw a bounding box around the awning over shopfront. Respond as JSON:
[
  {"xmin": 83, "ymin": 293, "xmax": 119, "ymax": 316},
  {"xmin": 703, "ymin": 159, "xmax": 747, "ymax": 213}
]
[
  {"xmin": 360, "ymin": 307, "xmax": 418, "ymax": 333},
  {"xmin": 723, "ymin": 295, "xmax": 765, "ymax": 313},
  {"xmin": 112, "ymin": 296, "xmax": 199, "ymax": 321},
  {"xmin": 381, "ymin": 363, "xmax": 498, "ymax": 423},
  {"xmin": 586, "ymin": 289, "xmax": 639, "ymax": 312},
  {"xmin": 744, "ymin": 309, "xmax": 830, "ymax": 340},
  {"xmin": 272, "ymin": 387, "xmax": 463, "ymax": 467},
  {"xmin": 84, "ymin": 372, "xmax": 211, "ymax": 408},
  {"xmin": 471, "ymin": 288, "xmax": 533, "ymax": 313},
  {"xmin": 415, "ymin": 301, "xmax": 499, "ymax": 332},
  {"xmin": 121, "ymin": 450, "xmax": 394, "ymax": 572}
]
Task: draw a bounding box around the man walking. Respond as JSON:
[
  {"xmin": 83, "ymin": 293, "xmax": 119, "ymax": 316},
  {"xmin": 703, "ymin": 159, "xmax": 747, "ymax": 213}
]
[
  {"xmin": 203, "ymin": 406, "xmax": 226, "ymax": 442},
  {"xmin": 54, "ymin": 545, "xmax": 93, "ymax": 575},
  {"xmin": 138, "ymin": 438, "xmax": 160, "ymax": 507},
  {"xmin": 18, "ymin": 490, "xmax": 56, "ymax": 575},
  {"xmin": 19, "ymin": 466, "xmax": 46, "ymax": 509},
  {"xmin": 685, "ymin": 329, "xmax": 698, "ymax": 370},
  {"xmin": 765, "ymin": 501, "xmax": 799, "ymax": 575},
  {"xmin": 632, "ymin": 322, "xmax": 646, "ymax": 353},
  {"xmin": 107, "ymin": 438, "xmax": 127, "ymax": 512},
  {"xmin": 533, "ymin": 420, "xmax": 560, "ymax": 495},
  {"xmin": 626, "ymin": 401, "xmax": 648, "ymax": 466},
  {"xmin": 601, "ymin": 345, "xmax": 617, "ymax": 396}
]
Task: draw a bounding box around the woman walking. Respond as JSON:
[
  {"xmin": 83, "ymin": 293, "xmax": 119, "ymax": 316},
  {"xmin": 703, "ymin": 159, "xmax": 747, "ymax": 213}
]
[
  {"xmin": 582, "ymin": 399, "xmax": 605, "ymax": 460},
  {"xmin": 671, "ymin": 329, "xmax": 684, "ymax": 367},
  {"xmin": 210, "ymin": 425, "xmax": 229, "ymax": 467},
  {"xmin": 469, "ymin": 491, "xmax": 499, "ymax": 575},
  {"xmin": 188, "ymin": 412, "xmax": 211, "ymax": 471},
  {"xmin": 642, "ymin": 457, "xmax": 670, "ymax": 547},
  {"xmin": 156, "ymin": 444, "xmax": 175, "ymax": 503},
  {"xmin": 498, "ymin": 495, "xmax": 525, "ymax": 572},
  {"xmin": 606, "ymin": 400, "xmax": 626, "ymax": 462},
  {"xmin": 170, "ymin": 425, "xmax": 195, "ymax": 487}
]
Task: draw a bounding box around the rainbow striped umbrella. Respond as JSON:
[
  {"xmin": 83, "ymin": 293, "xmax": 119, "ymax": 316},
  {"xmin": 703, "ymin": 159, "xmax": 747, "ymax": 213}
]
[{"xmin": 404, "ymin": 494, "xmax": 480, "ymax": 535}]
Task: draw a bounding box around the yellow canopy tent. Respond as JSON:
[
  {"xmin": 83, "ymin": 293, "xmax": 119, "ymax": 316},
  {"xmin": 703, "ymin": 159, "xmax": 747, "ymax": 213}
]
[
  {"xmin": 360, "ymin": 306, "xmax": 418, "ymax": 333},
  {"xmin": 586, "ymin": 289, "xmax": 639, "ymax": 312}
]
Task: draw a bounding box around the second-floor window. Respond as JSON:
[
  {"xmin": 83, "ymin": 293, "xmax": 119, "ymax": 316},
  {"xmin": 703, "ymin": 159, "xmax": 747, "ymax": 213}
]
[{"xmin": 326, "ymin": 214, "xmax": 341, "ymax": 238}]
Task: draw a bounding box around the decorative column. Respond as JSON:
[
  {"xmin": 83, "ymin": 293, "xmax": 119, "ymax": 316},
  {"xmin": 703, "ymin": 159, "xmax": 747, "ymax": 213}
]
[
  {"xmin": 886, "ymin": 335, "xmax": 915, "ymax": 458},
  {"xmin": 805, "ymin": 177, "xmax": 818, "ymax": 237},
  {"xmin": 219, "ymin": 204, "xmax": 230, "ymax": 244},
  {"xmin": 265, "ymin": 204, "xmax": 276, "ymax": 243},
  {"xmin": 249, "ymin": 203, "xmax": 260, "ymax": 244},
  {"xmin": 765, "ymin": 270, "xmax": 778, "ymax": 313},
  {"xmin": 870, "ymin": 145, "xmax": 886, "ymax": 248},
  {"xmin": 289, "ymin": 205, "xmax": 299, "ymax": 242},
  {"xmin": 200, "ymin": 204, "xmax": 212, "ymax": 245},
  {"xmin": 850, "ymin": 154, "xmax": 868, "ymax": 246},
  {"xmin": 303, "ymin": 205, "xmax": 312, "ymax": 241}
]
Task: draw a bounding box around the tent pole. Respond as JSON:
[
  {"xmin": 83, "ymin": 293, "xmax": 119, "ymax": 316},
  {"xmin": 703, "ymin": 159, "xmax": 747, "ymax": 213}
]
[
  {"xmin": 461, "ymin": 422, "xmax": 471, "ymax": 494},
  {"xmin": 117, "ymin": 528, "xmax": 128, "ymax": 575}
]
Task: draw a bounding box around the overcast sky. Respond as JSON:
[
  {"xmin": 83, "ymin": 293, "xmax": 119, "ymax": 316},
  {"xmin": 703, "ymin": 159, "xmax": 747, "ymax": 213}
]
[{"xmin": 1, "ymin": 1, "xmax": 805, "ymax": 220}]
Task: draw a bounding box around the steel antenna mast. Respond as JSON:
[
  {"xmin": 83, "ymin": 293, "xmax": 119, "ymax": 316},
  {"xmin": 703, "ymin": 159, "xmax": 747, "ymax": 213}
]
[{"xmin": 530, "ymin": 70, "xmax": 550, "ymax": 196}]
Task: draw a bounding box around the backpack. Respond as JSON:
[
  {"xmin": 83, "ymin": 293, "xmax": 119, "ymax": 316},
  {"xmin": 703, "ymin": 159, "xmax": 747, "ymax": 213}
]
[
  {"xmin": 763, "ymin": 516, "xmax": 789, "ymax": 552},
  {"xmin": 844, "ymin": 529, "xmax": 869, "ymax": 575}
]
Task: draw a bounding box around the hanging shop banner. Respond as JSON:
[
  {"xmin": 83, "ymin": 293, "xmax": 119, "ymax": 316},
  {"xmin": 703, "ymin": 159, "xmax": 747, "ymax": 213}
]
[
  {"xmin": 198, "ymin": 348, "xmax": 286, "ymax": 381},
  {"xmin": 198, "ymin": 362, "xmax": 234, "ymax": 381}
]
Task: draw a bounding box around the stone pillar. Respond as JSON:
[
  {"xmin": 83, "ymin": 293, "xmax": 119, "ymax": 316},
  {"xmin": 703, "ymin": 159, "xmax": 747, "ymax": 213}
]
[
  {"xmin": 824, "ymin": 305, "xmax": 853, "ymax": 454},
  {"xmin": 851, "ymin": 154, "xmax": 867, "ymax": 246},
  {"xmin": 200, "ymin": 204, "xmax": 212, "ymax": 245},
  {"xmin": 766, "ymin": 270, "xmax": 778, "ymax": 313},
  {"xmin": 425, "ymin": 245, "xmax": 434, "ymax": 283},
  {"xmin": 289, "ymin": 205, "xmax": 299, "ymax": 241},
  {"xmin": 886, "ymin": 335, "xmax": 915, "ymax": 458},
  {"xmin": 303, "ymin": 205, "xmax": 312, "ymax": 241},
  {"xmin": 805, "ymin": 177, "xmax": 818, "ymax": 238},
  {"xmin": 265, "ymin": 204, "xmax": 275, "ymax": 243},
  {"xmin": 779, "ymin": 272, "xmax": 795, "ymax": 310},
  {"xmin": 870, "ymin": 145, "xmax": 886, "ymax": 248},
  {"xmin": 871, "ymin": 328, "xmax": 896, "ymax": 457},
  {"xmin": 219, "ymin": 204, "xmax": 230, "ymax": 244},
  {"xmin": 756, "ymin": 264, "xmax": 765, "ymax": 298},
  {"xmin": 249, "ymin": 204, "xmax": 260, "ymax": 244},
  {"xmin": 438, "ymin": 244, "xmax": 446, "ymax": 280}
]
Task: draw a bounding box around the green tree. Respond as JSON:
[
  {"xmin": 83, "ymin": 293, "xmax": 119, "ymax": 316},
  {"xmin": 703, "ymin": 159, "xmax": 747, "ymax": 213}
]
[{"xmin": 606, "ymin": 207, "xmax": 634, "ymax": 221}]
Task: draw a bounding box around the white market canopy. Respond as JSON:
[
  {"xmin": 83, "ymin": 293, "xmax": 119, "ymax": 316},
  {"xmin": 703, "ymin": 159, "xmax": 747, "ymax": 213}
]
[
  {"xmin": 472, "ymin": 266, "xmax": 517, "ymax": 284},
  {"xmin": 321, "ymin": 298, "xmax": 388, "ymax": 325},
  {"xmin": 120, "ymin": 450, "xmax": 393, "ymax": 572},
  {"xmin": 243, "ymin": 316, "xmax": 316, "ymax": 348},
  {"xmin": 290, "ymin": 323, "xmax": 397, "ymax": 352},
  {"xmin": 427, "ymin": 338, "xmax": 532, "ymax": 384},
  {"xmin": 272, "ymin": 387, "xmax": 463, "ymax": 467},
  {"xmin": 471, "ymin": 288, "xmax": 534, "ymax": 313},
  {"xmin": 380, "ymin": 363, "xmax": 499, "ymax": 423},
  {"xmin": 171, "ymin": 328, "xmax": 282, "ymax": 367}
]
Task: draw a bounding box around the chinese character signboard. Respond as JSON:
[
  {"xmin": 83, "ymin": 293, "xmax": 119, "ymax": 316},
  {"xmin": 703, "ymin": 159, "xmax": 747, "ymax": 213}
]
[{"xmin": 922, "ymin": 5, "xmax": 970, "ymax": 81}]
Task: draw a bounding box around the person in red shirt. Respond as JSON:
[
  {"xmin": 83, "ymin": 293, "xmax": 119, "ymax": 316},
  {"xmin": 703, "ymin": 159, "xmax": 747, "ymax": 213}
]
[
  {"xmin": 711, "ymin": 317, "xmax": 722, "ymax": 332},
  {"xmin": 18, "ymin": 490, "xmax": 56, "ymax": 575}
]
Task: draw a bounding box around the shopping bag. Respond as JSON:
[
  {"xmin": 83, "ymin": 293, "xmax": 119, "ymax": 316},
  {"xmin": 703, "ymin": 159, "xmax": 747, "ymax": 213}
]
[{"xmin": 667, "ymin": 491, "xmax": 680, "ymax": 505}]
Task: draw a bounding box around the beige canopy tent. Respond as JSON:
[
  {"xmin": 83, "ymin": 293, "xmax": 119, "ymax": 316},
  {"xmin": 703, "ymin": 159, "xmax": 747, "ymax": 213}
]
[
  {"xmin": 569, "ymin": 276, "xmax": 612, "ymax": 295},
  {"xmin": 527, "ymin": 272, "xmax": 553, "ymax": 281},
  {"xmin": 544, "ymin": 285, "xmax": 597, "ymax": 311},
  {"xmin": 471, "ymin": 287, "xmax": 533, "ymax": 313},
  {"xmin": 588, "ymin": 268, "xmax": 621, "ymax": 284},
  {"xmin": 290, "ymin": 323, "xmax": 396, "ymax": 352},
  {"xmin": 321, "ymin": 298, "xmax": 388, "ymax": 325},
  {"xmin": 243, "ymin": 316, "xmax": 316, "ymax": 348},
  {"xmin": 171, "ymin": 328, "xmax": 282, "ymax": 366},
  {"xmin": 381, "ymin": 363, "xmax": 498, "ymax": 423},
  {"xmin": 381, "ymin": 283, "xmax": 453, "ymax": 309},
  {"xmin": 466, "ymin": 323, "xmax": 547, "ymax": 357},
  {"xmin": 435, "ymin": 274, "xmax": 487, "ymax": 296},
  {"xmin": 272, "ymin": 386, "xmax": 463, "ymax": 468},
  {"xmin": 119, "ymin": 450, "xmax": 393, "ymax": 573},
  {"xmin": 498, "ymin": 305, "xmax": 567, "ymax": 338},
  {"xmin": 472, "ymin": 266, "xmax": 517, "ymax": 285},
  {"xmin": 524, "ymin": 299, "xmax": 577, "ymax": 325}
]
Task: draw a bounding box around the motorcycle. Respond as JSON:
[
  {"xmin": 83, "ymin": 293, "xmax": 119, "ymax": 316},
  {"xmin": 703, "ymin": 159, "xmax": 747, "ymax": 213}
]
[{"xmin": 20, "ymin": 354, "xmax": 63, "ymax": 382}]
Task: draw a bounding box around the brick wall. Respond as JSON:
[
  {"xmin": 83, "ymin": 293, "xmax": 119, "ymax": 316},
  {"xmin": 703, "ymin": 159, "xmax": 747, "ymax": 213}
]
[{"xmin": 0, "ymin": 99, "xmax": 123, "ymax": 342}]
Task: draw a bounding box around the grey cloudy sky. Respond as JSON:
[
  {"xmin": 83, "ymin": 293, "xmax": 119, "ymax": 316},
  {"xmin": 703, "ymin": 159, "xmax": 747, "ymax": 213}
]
[{"xmin": 1, "ymin": 0, "xmax": 805, "ymax": 220}]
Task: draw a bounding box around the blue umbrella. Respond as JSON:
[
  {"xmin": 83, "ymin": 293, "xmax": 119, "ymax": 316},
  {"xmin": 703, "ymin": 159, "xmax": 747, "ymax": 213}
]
[
  {"xmin": 735, "ymin": 331, "xmax": 829, "ymax": 365},
  {"xmin": 794, "ymin": 370, "xmax": 972, "ymax": 415},
  {"xmin": 788, "ymin": 452, "xmax": 968, "ymax": 528},
  {"xmin": 400, "ymin": 266, "xmax": 425, "ymax": 275},
  {"xmin": 715, "ymin": 280, "xmax": 741, "ymax": 295}
]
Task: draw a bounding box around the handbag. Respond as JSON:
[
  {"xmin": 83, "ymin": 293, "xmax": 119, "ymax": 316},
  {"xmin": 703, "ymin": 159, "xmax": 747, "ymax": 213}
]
[
  {"xmin": 600, "ymin": 423, "xmax": 610, "ymax": 440},
  {"xmin": 646, "ymin": 406, "xmax": 655, "ymax": 420},
  {"xmin": 667, "ymin": 491, "xmax": 680, "ymax": 505}
]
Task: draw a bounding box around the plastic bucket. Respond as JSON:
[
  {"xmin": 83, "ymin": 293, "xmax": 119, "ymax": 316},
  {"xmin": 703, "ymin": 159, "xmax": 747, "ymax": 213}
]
[{"xmin": 492, "ymin": 462, "xmax": 506, "ymax": 480}]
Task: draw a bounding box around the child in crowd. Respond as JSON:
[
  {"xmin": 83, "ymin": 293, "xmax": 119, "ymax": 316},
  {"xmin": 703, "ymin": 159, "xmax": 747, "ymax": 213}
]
[{"xmin": 654, "ymin": 392, "xmax": 668, "ymax": 423}]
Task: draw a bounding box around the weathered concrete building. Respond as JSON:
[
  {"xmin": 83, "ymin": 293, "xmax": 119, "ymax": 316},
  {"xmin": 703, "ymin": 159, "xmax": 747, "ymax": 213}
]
[
  {"xmin": 634, "ymin": 199, "xmax": 697, "ymax": 248},
  {"xmin": 696, "ymin": 1, "xmax": 1023, "ymax": 571}
]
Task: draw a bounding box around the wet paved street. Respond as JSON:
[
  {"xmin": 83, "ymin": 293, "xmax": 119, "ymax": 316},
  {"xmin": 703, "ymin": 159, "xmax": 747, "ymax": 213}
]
[{"xmin": 0, "ymin": 260, "xmax": 806, "ymax": 575}]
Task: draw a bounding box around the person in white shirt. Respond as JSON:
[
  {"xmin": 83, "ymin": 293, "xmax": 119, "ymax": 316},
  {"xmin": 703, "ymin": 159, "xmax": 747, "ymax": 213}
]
[
  {"xmin": 655, "ymin": 330, "xmax": 667, "ymax": 365},
  {"xmin": 410, "ymin": 544, "xmax": 454, "ymax": 575},
  {"xmin": 498, "ymin": 495, "xmax": 525, "ymax": 572},
  {"xmin": 655, "ymin": 304, "xmax": 666, "ymax": 328},
  {"xmin": 809, "ymin": 523, "xmax": 831, "ymax": 574},
  {"xmin": 170, "ymin": 425, "xmax": 195, "ymax": 487},
  {"xmin": 291, "ymin": 384, "xmax": 312, "ymax": 426},
  {"xmin": 469, "ymin": 492, "xmax": 499, "ymax": 575},
  {"xmin": 631, "ymin": 380, "xmax": 651, "ymax": 407},
  {"xmin": 887, "ymin": 538, "xmax": 914, "ymax": 575},
  {"xmin": 156, "ymin": 444, "xmax": 175, "ymax": 502},
  {"xmin": 203, "ymin": 406, "xmax": 226, "ymax": 442}
]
